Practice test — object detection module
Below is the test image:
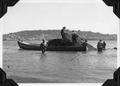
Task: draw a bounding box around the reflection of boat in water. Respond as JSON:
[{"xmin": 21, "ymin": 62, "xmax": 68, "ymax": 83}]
[{"xmin": 17, "ymin": 39, "xmax": 87, "ymax": 51}]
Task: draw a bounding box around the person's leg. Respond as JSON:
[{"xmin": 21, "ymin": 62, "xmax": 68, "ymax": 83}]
[
  {"xmin": 72, "ymin": 39, "xmax": 75, "ymax": 45},
  {"xmin": 43, "ymin": 48, "xmax": 46, "ymax": 54},
  {"xmin": 41, "ymin": 48, "xmax": 45, "ymax": 54},
  {"xmin": 98, "ymin": 48, "xmax": 102, "ymax": 52},
  {"xmin": 41, "ymin": 49, "xmax": 44, "ymax": 54},
  {"xmin": 84, "ymin": 47, "xmax": 87, "ymax": 51}
]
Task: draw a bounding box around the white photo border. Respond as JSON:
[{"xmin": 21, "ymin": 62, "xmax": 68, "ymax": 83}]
[{"xmin": 0, "ymin": 0, "xmax": 119, "ymax": 86}]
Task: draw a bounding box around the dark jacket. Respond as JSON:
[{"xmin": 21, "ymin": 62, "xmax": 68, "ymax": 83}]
[
  {"xmin": 82, "ymin": 42, "xmax": 87, "ymax": 47},
  {"xmin": 81, "ymin": 42, "xmax": 87, "ymax": 51},
  {"xmin": 102, "ymin": 42, "xmax": 106, "ymax": 49},
  {"xmin": 40, "ymin": 42, "xmax": 46, "ymax": 49},
  {"xmin": 61, "ymin": 28, "xmax": 66, "ymax": 40},
  {"xmin": 97, "ymin": 42, "xmax": 103, "ymax": 48},
  {"xmin": 72, "ymin": 33, "xmax": 78, "ymax": 44}
]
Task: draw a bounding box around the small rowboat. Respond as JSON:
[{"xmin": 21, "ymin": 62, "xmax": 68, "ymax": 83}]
[{"xmin": 17, "ymin": 39, "xmax": 87, "ymax": 51}]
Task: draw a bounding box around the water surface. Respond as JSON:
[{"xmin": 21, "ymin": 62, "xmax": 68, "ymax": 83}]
[{"xmin": 3, "ymin": 40, "xmax": 117, "ymax": 83}]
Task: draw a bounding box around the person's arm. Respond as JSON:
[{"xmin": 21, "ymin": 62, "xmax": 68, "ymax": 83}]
[
  {"xmin": 61, "ymin": 29, "xmax": 64, "ymax": 34},
  {"xmin": 97, "ymin": 42, "xmax": 99, "ymax": 48},
  {"xmin": 86, "ymin": 42, "xmax": 87, "ymax": 46}
]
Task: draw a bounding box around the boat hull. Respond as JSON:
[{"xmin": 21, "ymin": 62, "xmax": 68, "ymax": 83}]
[{"xmin": 17, "ymin": 41, "xmax": 86, "ymax": 51}]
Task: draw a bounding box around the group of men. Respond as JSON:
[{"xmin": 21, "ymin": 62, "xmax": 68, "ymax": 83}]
[
  {"xmin": 61, "ymin": 26, "xmax": 107, "ymax": 52},
  {"xmin": 61, "ymin": 26, "xmax": 88, "ymax": 50},
  {"xmin": 61, "ymin": 27, "xmax": 87, "ymax": 45},
  {"xmin": 40, "ymin": 26, "xmax": 85, "ymax": 53},
  {"xmin": 40, "ymin": 26, "xmax": 106, "ymax": 54},
  {"xmin": 61, "ymin": 27, "xmax": 78, "ymax": 44},
  {"xmin": 97, "ymin": 40, "xmax": 106, "ymax": 52}
]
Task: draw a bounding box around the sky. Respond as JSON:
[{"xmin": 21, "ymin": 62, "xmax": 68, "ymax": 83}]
[{"xmin": 2, "ymin": 0, "xmax": 119, "ymax": 34}]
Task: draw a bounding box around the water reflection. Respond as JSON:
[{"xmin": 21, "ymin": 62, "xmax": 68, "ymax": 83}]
[{"xmin": 40, "ymin": 53, "xmax": 47, "ymax": 61}]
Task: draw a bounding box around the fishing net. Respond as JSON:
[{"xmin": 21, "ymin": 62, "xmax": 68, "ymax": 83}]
[{"xmin": 47, "ymin": 39, "xmax": 73, "ymax": 46}]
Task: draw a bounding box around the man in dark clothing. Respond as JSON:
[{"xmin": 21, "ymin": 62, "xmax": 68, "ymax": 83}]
[
  {"xmin": 97, "ymin": 40, "xmax": 103, "ymax": 52},
  {"xmin": 61, "ymin": 26, "xmax": 66, "ymax": 40},
  {"xmin": 81, "ymin": 39, "xmax": 88, "ymax": 51},
  {"xmin": 102, "ymin": 41, "xmax": 106, "ymax": 50},
  {"xmin": 72, "ymin": 31, "xmax": 78, "ymax": 45},
  {"xmin": 40, "ymin": 39, "xmax": 46, "ymax": 54}
]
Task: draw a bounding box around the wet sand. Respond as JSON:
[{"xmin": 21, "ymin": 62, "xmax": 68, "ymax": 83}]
[{"xmin": 7, "ymin": 74, "xmax": 108, "ymax": 83}]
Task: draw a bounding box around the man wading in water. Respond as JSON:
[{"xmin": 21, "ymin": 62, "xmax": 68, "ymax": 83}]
[
  {"xmin": 40, "ymin": 39, "xmax": 46, "ymax": 54},
  {"xmin": 97, "ymin": 40, "xmax": 103, "ymax": 52},
  {"xmin": 102, "ymin": 41, "xmax": 106, "ymax": 50}
]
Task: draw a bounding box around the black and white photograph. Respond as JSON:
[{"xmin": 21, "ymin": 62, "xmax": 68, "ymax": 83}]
[{"xmin": 1, "ymin": 0, "xmax": 119, "ymax": 84}]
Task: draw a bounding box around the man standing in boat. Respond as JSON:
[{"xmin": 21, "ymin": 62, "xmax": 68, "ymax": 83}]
[
  {"xmin": 72, "ymin": 31, "xmax": 79, "ymax": 45},
  {"xmin": 61, "ymin": 26, "xmax": 66, "ymax": 40},
  {"xmin": 81, "ymin": 39, "xmax": 88, "ymax": 51}
]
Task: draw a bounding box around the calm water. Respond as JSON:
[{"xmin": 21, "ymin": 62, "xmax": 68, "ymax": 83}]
[{"xmin": 3, "ymin": 40, "xmax": 117, "ymax": 83}]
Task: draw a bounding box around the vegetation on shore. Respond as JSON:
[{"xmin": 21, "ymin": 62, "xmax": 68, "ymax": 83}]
[{"xmin": 3, "ymin": 30, "xmax": 117, "ymax": 41}]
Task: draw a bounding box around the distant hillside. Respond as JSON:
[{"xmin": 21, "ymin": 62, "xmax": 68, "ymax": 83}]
[{"xmin": 3, "ymin": 30, "xmax": 117, "ymax": 41}]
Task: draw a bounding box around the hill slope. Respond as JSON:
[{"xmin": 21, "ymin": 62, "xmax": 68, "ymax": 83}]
[{"xmin": 3, "ymin": 30, "xmax": 117, "ymax": 41}]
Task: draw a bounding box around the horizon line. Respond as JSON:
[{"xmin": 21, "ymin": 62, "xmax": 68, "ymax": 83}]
[{"xmin": 3, "ymin": 29, "xmax": 117, "ymax": 35}]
